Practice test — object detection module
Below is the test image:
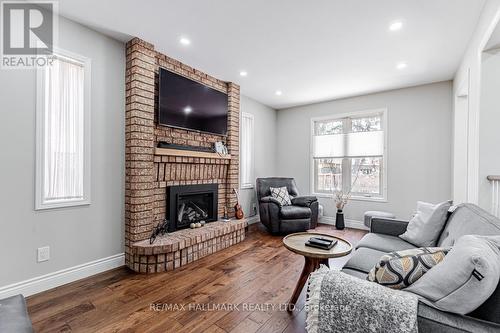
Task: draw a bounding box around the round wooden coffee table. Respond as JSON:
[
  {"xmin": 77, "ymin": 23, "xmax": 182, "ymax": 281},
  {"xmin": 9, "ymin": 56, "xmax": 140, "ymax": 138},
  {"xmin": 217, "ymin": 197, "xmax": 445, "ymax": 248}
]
[{"xmin": 283, "ymin": 232, "xmax": 352, "ymax": 311}]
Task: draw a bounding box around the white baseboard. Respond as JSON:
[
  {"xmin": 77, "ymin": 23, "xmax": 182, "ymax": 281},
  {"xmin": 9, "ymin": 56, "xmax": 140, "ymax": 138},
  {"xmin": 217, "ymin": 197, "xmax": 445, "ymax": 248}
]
[
  {"xmin": 246, "ymin": 214, "xmax": 260, "ymax": 225},
  {"xmin": 0, "ymin": 253, "xmax": 124, "ymax": 299},
  {"xmin": 320, "ymin": 216, "xmax": 369, "ymax": 231},
  {"xmin": 246, "ymin": 214, "xmax": 368, "ymax": 230}
]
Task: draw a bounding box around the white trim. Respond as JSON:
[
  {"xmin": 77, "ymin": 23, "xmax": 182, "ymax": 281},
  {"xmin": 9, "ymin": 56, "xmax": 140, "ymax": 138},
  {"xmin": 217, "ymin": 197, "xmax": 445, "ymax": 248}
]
[
  {"xmin": 466, "ymin": 9, "xmax": 500, "ymax": 205},
  {"xmin": 240, "ymin": 112, "xmax": 255, "ymax": 190},
  {"xmin": 320, "ymin": 216, "xmax": 369, "ymax": 231},
  {"xmin": 313, "ymin": 193, "xmax": 388, "ymax": 203},
  {"xmin": 457, "ymin": 75, "xmax": 470, "ymax": 98},
  {"xmin": 453, "ymin": 71, "xmax": 470, "ymax": 204},
  {"xmin": 246, "ymin": 214, "xmax": 260, "ymax": 225},
  {"xmin": 310, "ymin": 108, "xmax": 388, "ymax": 202},
  {"xmin": 0, "ymin": 253, "xmax": 124, "ymax": 299},
  {"xmin": 35, "ymin": 48, "xmax": 92, "ymax": 210}
]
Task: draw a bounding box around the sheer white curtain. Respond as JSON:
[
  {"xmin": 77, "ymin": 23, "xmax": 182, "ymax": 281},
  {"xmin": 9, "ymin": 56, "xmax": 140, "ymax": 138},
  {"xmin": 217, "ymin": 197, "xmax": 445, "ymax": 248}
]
[
  {"xmin": 43, "ymin": 57, "xmax": 85, "ymax": 202},
  {"xmin": 240, "ymin": 113, "xmax": 254, "ymax": 188},
  {"xmin": 313, "ymin": 131, "xmax": 384, "ymax": 158},
  {"xmin": 311, "ymin": 112, "xmax": 386, "ymax": 197}
]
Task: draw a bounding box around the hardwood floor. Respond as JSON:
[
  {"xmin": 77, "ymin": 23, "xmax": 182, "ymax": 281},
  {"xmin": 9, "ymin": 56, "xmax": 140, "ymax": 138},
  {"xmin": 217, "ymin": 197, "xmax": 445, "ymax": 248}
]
[{"xmin": 27, "ymin": 223, "xmax": 366, "ymax": 333}]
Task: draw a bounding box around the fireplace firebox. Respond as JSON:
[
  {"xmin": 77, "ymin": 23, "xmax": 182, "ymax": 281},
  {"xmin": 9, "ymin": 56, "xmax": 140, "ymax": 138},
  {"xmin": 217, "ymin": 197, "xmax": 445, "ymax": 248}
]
[{"xmin": 167, "ymin": 184, "xmax": 218, "ymax": 232}]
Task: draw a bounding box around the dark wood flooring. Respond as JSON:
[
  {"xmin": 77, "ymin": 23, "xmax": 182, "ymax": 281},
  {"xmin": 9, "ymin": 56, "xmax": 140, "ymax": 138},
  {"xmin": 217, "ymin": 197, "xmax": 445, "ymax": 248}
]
[{"xmin": 27, "ymin": 223, "xmax": 366, "ymax": 333}]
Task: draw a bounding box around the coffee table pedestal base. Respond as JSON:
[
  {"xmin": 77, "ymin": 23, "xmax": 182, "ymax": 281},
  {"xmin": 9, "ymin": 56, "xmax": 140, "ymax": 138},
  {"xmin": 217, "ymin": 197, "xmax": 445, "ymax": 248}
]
[{"xmin": 287, "ymin": 257, "xmax": 329, "ymax": 312}]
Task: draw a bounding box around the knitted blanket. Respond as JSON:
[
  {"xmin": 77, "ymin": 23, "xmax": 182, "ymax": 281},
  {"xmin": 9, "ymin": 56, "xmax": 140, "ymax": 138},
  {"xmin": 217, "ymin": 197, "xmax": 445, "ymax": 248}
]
[{"xmin": 306, "ymin": 266, "xmax": 418, "ymax": 333}]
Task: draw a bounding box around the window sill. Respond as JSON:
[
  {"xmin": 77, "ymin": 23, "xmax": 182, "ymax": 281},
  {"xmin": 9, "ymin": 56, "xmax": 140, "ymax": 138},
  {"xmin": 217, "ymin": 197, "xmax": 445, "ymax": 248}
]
[
  {"xmin": 240, "ymin": 184, "xmax": 254, "ymax": 190},
  {"xmin": 312, "ymin": 193, "xmax": 387, "ymax": 203},
  {"xmin": 35, "ymin": 199, "xmax": 91, "ymax": 211}
]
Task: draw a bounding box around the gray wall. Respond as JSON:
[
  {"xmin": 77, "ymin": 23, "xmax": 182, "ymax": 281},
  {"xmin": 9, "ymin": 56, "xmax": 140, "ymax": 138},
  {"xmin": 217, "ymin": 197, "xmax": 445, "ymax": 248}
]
[
  {"xmin": 276, "ymin": 81, "xmax": 453, "ymax": 223},
  {"xmin": 0, "ymin": 16, "xmax": 125, "ymax": 286},
  {"xmin": 479, "ymin": 50, "xmax": 500, "ymax": 210},
  {"xmin": 239, "ymin": 95, "xmax": 277, "ymax": 218}
]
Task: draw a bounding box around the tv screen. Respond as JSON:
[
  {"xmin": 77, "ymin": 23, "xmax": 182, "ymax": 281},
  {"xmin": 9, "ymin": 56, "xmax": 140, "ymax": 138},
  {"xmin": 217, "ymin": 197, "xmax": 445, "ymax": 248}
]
[{"xmin": 158, "ymin": 68, "xmax": 228, "ymax": 136}]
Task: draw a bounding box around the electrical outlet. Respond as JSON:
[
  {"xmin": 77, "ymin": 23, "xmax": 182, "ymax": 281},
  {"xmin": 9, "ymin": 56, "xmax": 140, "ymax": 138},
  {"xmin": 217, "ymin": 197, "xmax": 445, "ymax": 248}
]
[{"xmin": 37, "ymin": 246, "xmax": 50, "ymax": 262}]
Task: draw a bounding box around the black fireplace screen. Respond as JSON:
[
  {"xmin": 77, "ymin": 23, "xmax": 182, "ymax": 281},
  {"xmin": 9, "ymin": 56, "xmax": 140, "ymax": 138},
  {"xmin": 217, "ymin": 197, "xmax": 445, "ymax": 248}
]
[{"xmin": 167, "ymin": 184, "xmax": 218, "ymax": 232}]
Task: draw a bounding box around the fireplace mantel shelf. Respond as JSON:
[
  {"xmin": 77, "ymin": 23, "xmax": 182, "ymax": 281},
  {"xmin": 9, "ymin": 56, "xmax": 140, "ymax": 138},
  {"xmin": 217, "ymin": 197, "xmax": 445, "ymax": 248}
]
[{"xmin": 154, "ymin": 147, "xmax": 232, "ymax": 160}]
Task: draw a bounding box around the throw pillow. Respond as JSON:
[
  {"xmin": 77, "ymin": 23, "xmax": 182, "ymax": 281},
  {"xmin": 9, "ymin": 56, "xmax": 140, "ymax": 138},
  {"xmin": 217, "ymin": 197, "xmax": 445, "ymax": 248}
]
[
  {"xmin": 367, "ymin": 247, "xmax": 449, "ymax": 289},
  {"xmin": 405, "ymin": 235, "xmax": 500, "ymax": 314},
  {"xmin": 399, "ymin": 200, "xmax": 452, "ymax": 247},
  {"xmin": 270, "ymin": 186, "xmax": 292, "ymax": 206}
]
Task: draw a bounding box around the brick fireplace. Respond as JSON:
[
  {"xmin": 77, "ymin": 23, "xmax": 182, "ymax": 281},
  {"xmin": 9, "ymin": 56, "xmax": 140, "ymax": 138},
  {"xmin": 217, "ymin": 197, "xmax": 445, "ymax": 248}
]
[{"xmin": 125, "ymin": 38, "xmax": 243, "ymax": 273}]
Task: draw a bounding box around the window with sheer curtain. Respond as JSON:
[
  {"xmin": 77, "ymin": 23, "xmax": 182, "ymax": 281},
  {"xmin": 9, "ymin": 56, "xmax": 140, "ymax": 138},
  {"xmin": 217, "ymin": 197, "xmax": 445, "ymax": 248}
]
[
  {"xmin": 240, "ymin": 112, "xmax": 254, "ymax": 189},
  {"xmin": 311, "ymin": 110, "xmax": 386, "ymax": 200},
  {"xmin": 36, "ymin": 51, "xmax": 91, "ymax": 210}
]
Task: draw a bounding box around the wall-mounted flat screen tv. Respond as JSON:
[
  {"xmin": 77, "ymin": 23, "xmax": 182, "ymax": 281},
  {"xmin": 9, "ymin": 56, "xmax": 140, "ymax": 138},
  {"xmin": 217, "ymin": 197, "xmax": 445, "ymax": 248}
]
[{"xmin": 158, "ymin": 68, "xmax": 228, "ymax": 136}]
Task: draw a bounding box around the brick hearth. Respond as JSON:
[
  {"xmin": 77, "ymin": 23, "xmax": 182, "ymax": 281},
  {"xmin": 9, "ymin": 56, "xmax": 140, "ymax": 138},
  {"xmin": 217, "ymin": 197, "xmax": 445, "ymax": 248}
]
[
  {"xmin": 130, "ymin": 220, "xmax": 247, "ymax": 273},
  {"xmin": 125, "ymin": 37, "xmax": 242, "ymax": 273}
]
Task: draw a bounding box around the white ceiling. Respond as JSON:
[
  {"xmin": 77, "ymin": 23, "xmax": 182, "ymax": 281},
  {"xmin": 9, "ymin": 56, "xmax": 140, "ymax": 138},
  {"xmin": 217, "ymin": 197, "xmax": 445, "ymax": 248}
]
[{"xmin": 58, "ymin": 0, "xmax": 485, "ymax": 109}]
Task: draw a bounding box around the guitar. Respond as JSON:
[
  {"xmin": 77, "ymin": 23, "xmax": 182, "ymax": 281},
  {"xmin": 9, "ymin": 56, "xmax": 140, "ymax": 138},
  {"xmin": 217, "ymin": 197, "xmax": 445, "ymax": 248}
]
[{"xmin": 233, "ymin": 188, "xmax": 244, "ymax": 219}]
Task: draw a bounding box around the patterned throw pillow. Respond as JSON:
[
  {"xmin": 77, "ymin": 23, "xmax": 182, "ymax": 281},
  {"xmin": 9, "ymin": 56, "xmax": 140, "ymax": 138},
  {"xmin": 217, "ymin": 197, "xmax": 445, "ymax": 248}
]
[
  {"xmin": 270, "ymin": 186, "xmax": 292, "ymax": 206},
  {"xmin": 367, "ymin": 247, "xmax": 449, "ymax": 289}
]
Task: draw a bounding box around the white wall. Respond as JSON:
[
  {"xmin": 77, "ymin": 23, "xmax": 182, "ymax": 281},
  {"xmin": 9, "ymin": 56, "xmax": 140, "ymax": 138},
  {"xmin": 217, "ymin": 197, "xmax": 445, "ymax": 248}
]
[
  {"xmin": 239, "ymin": 95, "xmax": 277, "ymax": 218},
  {"xmin": 479, "ymin": 50, "xmax": 500, "ymax": 211},
  {"xmin": 276, "ymin": 82, "xmax": 453, "ymax": 223},
  {"xmin": 453, "ymin": 0, "xmax": 500, "ymax": 205},
  {"xmin": 0, "ymin": 16, "xmax": 125, "ymax": 287}
]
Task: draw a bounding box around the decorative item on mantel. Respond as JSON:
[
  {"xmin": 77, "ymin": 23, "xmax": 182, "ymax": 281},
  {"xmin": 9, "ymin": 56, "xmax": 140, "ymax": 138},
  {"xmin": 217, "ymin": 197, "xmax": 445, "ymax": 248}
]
[
  {"xmin": 189, "ymin": 221, "xmax": 206, "ymax": 229},
  {"xmin": 233, "ymin": 188, "xmax": 244, "ymax": 219},
  {"xmin": 221, "ymin": 207, "xmax": 230, "ymax": 222},
  {"xmin": 149, "ymin": 219, "xmax": 169, "ymax": 244}
]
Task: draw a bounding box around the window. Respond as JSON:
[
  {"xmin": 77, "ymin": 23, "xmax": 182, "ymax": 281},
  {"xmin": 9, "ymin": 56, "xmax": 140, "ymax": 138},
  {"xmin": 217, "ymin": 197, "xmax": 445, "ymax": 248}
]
[
  {"xmin": 36, "ymin": 50, "xmax": 91, "ymax": 210},
  {"xmin": 311, "ymin": 110, "xmax": 386, "ymax": 200},
  {"xmin": 240, "ymin": 112, "xmax": 254, "ymax": 189}
]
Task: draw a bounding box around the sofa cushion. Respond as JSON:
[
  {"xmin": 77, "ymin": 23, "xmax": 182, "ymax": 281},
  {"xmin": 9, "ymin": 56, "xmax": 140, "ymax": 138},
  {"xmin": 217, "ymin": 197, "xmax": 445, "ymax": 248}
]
[
  {"xmin": 406, "ymin": 235, "xmax": 500, "ymax": 315},
  {"xmin": 341, "ymin": 268, "xmax": 368, "ymax": 279},
  {"xmin": 437, "ymin": 203, "xmax": 500, "ymax": 247},
  {"xmin": 433, "ymin": 203, "xmax": 500, "ymax": 324},
  {"xmin": 367, "ymin": 247, "xmax": 449, "ymax": 289},
  {"xmin": 279, "ymin": 205, "xmax": 311, "ymax": 219},
  {"xmin": 0, "ymin": 294, "xmax": 34, "ymax": 333},
  {"xmin": 400, "ymin": 200, "xmax": 452, "ymax": 247},
  {"xmin": 343, "ymin": 247, "xmax": 386, "ymax": 273},
  {"xmin": 356, "ymin": 233, "xmax": 417, "ymax": 253}
]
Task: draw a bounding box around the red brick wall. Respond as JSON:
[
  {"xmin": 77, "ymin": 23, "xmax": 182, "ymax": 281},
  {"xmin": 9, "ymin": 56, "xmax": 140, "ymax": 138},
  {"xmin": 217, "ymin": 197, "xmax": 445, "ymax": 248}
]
[{"xmin": 125, "ymin": 38, "xmax": 240, "ymax": 270}]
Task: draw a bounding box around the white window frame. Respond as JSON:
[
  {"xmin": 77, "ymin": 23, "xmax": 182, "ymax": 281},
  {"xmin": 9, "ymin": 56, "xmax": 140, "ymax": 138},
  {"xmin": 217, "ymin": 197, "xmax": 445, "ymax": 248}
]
[
  {"xmin": 240, "ymin": 112, "xmax": 255, "ymax": 189},
  {"xmin": 310, "ymin": 108, "xmax": 388, "ymax": 202},
  {"xmin": 35, "ymin": 48, "xmax": 91, "ymax": 210}
]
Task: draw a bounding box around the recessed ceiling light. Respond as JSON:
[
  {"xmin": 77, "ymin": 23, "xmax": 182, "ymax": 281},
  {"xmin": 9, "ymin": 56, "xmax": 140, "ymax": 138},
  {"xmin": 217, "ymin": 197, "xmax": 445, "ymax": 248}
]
[
  {"xmin": 389, "ymin": 21, "xmax": 403, "ymax": 31},
  {"xmin": 183, "ymin": 106, "xmax": 192, "ymax": 113},
  {"xmin": 239, "ymin": 71, "xmax": 248, "ymax": 77},
  {"xmin": 275, "ymin": 90, "xmax": 282, "ymax": 96},
  {"xmin": 179, "ymin": 37, "xmax": 191, "ymax": 46},
  {"xmin": 396, "ymin": 62, "xmax": 407, "ymax": 70}
]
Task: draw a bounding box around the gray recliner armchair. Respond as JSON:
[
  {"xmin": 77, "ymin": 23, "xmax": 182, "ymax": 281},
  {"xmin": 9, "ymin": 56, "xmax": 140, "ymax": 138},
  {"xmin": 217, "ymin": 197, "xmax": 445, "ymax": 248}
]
[{"xmin": 256, "ymin": 177, "xmax": 319, "ymax": 234}]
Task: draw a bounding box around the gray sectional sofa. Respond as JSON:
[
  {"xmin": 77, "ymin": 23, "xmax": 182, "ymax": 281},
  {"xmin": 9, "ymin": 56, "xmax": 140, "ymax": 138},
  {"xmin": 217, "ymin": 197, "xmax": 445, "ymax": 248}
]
[{"xmin": 341, "ymin": 203, "xmax": 500, "ymax": 333}]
